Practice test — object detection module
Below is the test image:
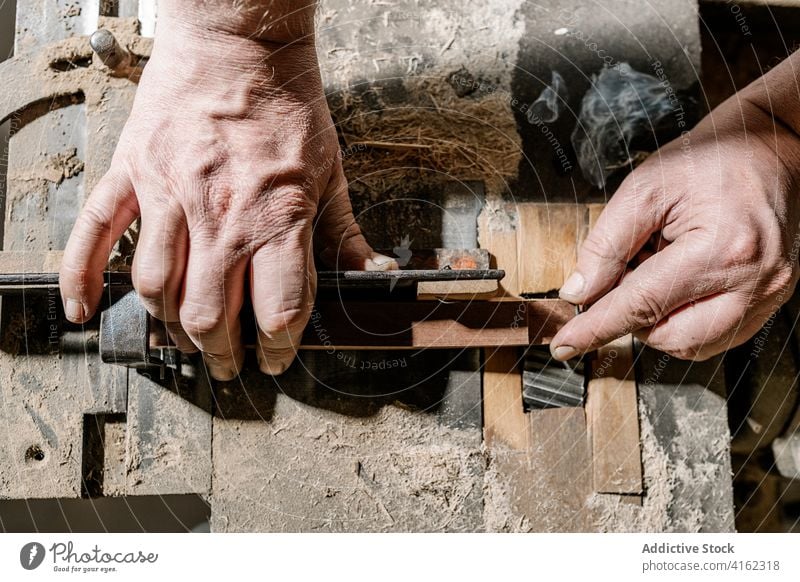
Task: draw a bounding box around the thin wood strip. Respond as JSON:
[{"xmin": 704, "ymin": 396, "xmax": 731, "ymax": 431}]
[
  {"xmin": 586, "ymin": 321, "xmax": 643, "ymax": 495},
  {"xmin": 483, "ymin": 348, "xmax": 528, "ymax": 450},
  {"xmin": 516, "ymin": 203, "xmax": 583, "ymax": 295},
  {"xmin": 298, "ymin": 299, "xmax": 573, "ymax": 349}
]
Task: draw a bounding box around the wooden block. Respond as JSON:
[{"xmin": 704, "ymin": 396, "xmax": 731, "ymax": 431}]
[
  {"xmin": 483, "ymin": 348, "xmax": 527, "ymax": 450},
  {"xmin": 527, "ymin": 299, "xmax": 576, "ymax": 345},
  {"xmin": 586, "ymin": 335, "xmax": 643, "ymax": 495},
  {"xmin": 301, "ymin": 300, "xmax": 531, "ymax": 349},
  {"xmin": 516, "ymin": 203, "xmax": 584, "ymax": 295},
  {"xmin": 478, "ymin": 218, "xmax": 520, "ymax": 297},
  {"xmin": 417, "ymin": 278, "xmax": 498, "ymax": 300},
  {"xmin": 489, "ymin": 407, "xmax": 593, "ymax": 531}
]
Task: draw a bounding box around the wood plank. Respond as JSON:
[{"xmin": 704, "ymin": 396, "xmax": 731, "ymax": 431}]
[
  {"xmin": 584, "ymin": 202, "xmax": 643, "ymax": 495},
  {"xmin": 301, "ymin": 299, "xmax": 571, "ymax": 349},
  {"xmin": 586, "ymin": 336, "xmax": 643, "ymax": 495},
  {"xmin": 488, "ymin": 407, "xmax": 593, "ymax": 532},
  {"xmin": 483, "ymin": 348, "xmax": 527, "ymax": 450},
  {"xmin": 516, "ymin": 203, "xmax": 584, "ymax": 295},
  {"xmin": 0, "ymin": 250, "xmax": 63, "ymax": 273},
  {"xmin": 478, "ymin": 217, "xmax": 520, "ymax": 297},
  {"xmin": 479, "ymin": 207, "xmax": 527, "ymax": 449},
  {"xmin": 416, "ymin": 278, "xmax": 498, "ymax": 300},
  {"xmin": 527, "ymin": 298, "xmax": 575, "ymax": 345}
]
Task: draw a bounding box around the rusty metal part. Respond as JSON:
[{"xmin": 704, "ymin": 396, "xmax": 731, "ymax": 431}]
[
  {"xmin": 0, "ymin": 33, "xmax": 152, "ymax": 126},
  {"xmin": 90, "ymin": 28, "xmax": 145, "ymax": 81},
  {"xmin": 99, "ymin": 289, "xmax": 152, "ymax": 366},
  {"xmin": 0, "ymin": 268, "xmax": 503, "ymax": 292},
  {"xmin": 90, "ymin": 29, "xmax": 128, "ymax": 70}
]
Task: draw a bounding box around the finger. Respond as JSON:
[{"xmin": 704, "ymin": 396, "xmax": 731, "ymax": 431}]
[
  {"xmin": 252, "ymin": 223, "xmax": 316, "ymax": 376},
  {"xmin": 179, "ymin": 236, "xmax": 247, "ymax": 380},
  {"xmin": 559, "ymin": 172, "xmax": 664, "ymax": 304},
  {"xmin": 60, "ymin": 170, "xmax": 139, "ymax": 322},
  {"xmin": 550, "ymin": 234, "xmax": 722, "ymax": 360},
  {"xmin": 131, "ymin": 200, "xmax": 197, "ymax": 353},
  {"xmin": 635, "ymin": 294, "xmax": 772, "ymax": 361},
  {"xmin": 315, "ymin": 163, "xmax": 397, "ymax": 271}
]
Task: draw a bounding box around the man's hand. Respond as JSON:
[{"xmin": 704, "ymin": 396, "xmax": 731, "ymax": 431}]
[
  {"xmin": 59, "ymin": 2, "xmax": 394, "ymax": 379},
  {"xmin": 551, "ymin": 55, "xmax": 800, "ymax": 361}
]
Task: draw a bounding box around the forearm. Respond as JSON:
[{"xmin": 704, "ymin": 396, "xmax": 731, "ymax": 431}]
[
  {"xmin": 738, "ymin": 49, "xmax": 800, "ymax": 135},
  {"xmin": 145, "ymin": 0, "xmax": 322, "ymax": 109},
  {"xmin": 697, "ymin": 50, "xmax": 800, "ymax": 183},
  {"xmin": 159, "ymin": 0, "xmax": 317, "ymax": 44}
]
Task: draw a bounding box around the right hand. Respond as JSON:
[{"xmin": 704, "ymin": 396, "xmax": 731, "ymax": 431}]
[{"xmin": 551, "ymin": 91, "xmax": 800, "ymax": 361}]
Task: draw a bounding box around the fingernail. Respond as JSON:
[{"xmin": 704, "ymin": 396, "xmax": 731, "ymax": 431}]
[
  {"xmin": 257, "ymin": 350, "xmax": 293, "ymax": 376},
  {"xmin": 166, "ymin": 324, "xmax": 199, "ymax": 354},
  {"xmin": 366, "ymin": 253, "xmax": 399, "ymax": 271},
  {"xmin": 205, "ymin": 358, "xmax": 237, "ymax": 381},
  {"xmin": 551, "ymin": 345, "xmax": 579, "ymax": 361},
  {"xmin": 559, "ymin": 272, "xmax": 585, "ymax": 301},
  {"xmin": 64, "ymin": 299, "xmax": 85, "ymax": 322}
]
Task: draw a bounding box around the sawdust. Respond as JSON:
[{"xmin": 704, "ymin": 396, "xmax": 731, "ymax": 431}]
[
  {"xmin": 482, "ymin": 444, "xmax": 533, "ymax": 532},
  {"xmin": 212, "ymin": 400, "xmax": 488, "ymax": 532},
  {"xmin": 588, "ymin": 383, "xmax": 735, "ymax": 532},
  {"xmin": 587, "ymin": 398, "xmax": 671, "ymax": 532},
  {"xmin": 0, "ymin": 309, "xmax": 38, "ymax": 355},
  {"xmin": 10, "ymin": 147, "xmax": 84, "ymax": 186}
]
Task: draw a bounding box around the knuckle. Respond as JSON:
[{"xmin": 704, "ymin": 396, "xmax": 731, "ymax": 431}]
[
  {"xmin": 180, "ymin": 305, "xmax": 226, "ymax": 337},
  {"xmin": 764, "ymin": 261, "xmax": 797, "ymax": 298},
  {"xmin": 134, "ymin": 272, "xmax": 168, "ymax": 300},
  {"xmin": 78, "ymin": 199, "xmax": 115, "ymax": 233},
  {"xmin": 627, "ymin": 288, "xmax": 664, "ymax": 328},
  {"xmin": 272, "ymin": 189, "xmax": 316, "ymax": 226},
  {"xmin": 720, "ymin": 227, "xmax": 762, "ymax": 270},
  {"xmin": 258, "ymin": 306, "xmax": 310, "ymax": 340},
  {"xmin": 580, "ymin": 231, "xmax": 622, "ymax": 264}
]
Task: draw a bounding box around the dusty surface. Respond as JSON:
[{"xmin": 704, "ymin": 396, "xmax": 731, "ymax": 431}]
[
  {"xmin": 212, "ymin": 397, "xmax": 486, "ymax": 532},
  {"xmin": 589, "ymin": 383, "xmax": 735, "ymax": 532}
]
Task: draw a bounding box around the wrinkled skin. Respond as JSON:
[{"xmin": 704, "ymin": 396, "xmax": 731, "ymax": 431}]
[
  {"xmin": 552, "ymin": 68, "xmax": 800, "ymax": 361},
  {"xmin": 60, "ymin": 21, "xmax": 395, "ymax": 379}
]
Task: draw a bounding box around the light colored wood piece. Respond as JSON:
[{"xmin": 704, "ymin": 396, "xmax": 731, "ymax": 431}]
[
  {"xmin": 516, "ymin": 203, "xmax": 584, "ymax": 295},
  {"xmin": 586, "ymin": 335, "xmax": 643, "ymax": 494},
  {"xmin": 417, "ymin": 278, "xmax": 498, "ymax": 300},
  {"xmin": 483, "ymin": 348, "xmax": 528, "ymax": 450},
  {"xmin": 478, "ymin": 219, "xmax": 520, "ymax": 297},
  {"xmin": 0, "ymin": 250, "xmax": 63, "ymax": 273}
]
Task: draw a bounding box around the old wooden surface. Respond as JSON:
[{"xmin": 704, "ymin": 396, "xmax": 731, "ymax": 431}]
[
  {"xmin": 480, "ymin": 203, "xmax": 734, "ymax": 531},
  {"xmin": 0, "ymin": 1, "xmax": 209, "ymax": 502}
]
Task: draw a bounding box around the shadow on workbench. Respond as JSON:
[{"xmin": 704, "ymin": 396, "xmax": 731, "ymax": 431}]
[{"xmin": 211, "ymin": 349, "xmax": 481, "ymax": 430}]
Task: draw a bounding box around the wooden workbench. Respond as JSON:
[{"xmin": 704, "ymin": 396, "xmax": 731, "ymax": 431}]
[{"xmin": 0, "ymin": 0, "xmax": 735, "ymax": 532}]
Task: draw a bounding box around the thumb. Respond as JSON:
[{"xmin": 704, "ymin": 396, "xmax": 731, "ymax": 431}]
[
  {"xmin": 315, "ymin": 163, "xmax": 397, "ymax": 271},
  {"xmin": 60, "ymin": 170, "xmax": 139, "ymax": 322},
  {"xmin": 560, "ymin": 173, "xmax": 664, "ymax": 304}
]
